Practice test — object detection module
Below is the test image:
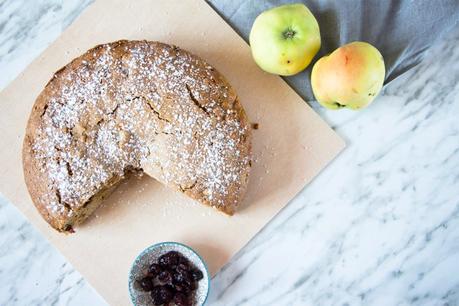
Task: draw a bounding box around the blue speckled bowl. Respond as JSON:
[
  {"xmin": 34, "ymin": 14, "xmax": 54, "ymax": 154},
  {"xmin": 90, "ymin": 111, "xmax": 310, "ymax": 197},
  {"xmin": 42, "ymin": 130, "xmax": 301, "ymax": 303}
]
[{"xmin": 128, "ymin": 242, "xmax": 210, "ymax": 306}]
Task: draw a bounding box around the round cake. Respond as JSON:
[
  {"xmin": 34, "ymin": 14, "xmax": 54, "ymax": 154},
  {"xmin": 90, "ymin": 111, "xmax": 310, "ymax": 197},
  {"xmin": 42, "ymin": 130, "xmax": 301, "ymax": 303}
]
[{"xmin": 22, "ymin": 40, "xmax": 252, "ymax": 232}]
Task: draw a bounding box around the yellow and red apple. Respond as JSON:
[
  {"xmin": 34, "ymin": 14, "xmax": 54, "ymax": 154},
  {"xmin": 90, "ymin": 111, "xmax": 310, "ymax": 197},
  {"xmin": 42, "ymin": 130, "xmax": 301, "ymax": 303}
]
[{"xmin": 311, "ymin": 41, "xmax": 386, "ymax": 110}]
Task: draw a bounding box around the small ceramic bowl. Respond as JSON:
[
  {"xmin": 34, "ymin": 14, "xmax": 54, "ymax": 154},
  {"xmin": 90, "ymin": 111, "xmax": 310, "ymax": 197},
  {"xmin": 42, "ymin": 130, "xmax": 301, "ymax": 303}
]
[{"xmin": 128, "ymin": 242, "xmax": 210, "ymax": 306}]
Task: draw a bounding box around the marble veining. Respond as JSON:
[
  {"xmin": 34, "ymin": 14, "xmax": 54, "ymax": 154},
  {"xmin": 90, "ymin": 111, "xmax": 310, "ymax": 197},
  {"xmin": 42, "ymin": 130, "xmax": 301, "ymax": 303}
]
[{"xmin": 1, "ymin": 1, "xmax": 458, "ymax": 305}]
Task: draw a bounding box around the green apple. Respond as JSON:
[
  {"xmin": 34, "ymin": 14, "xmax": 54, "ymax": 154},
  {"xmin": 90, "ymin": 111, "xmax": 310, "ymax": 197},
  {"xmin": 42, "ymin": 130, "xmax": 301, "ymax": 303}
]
[
  {"xmin": 249, "ymin": 3, "xmax": 321, "ymax": 76},
  {"xmin": 311, "ymin": 41, "xmax": 385, "ymax": 110}
]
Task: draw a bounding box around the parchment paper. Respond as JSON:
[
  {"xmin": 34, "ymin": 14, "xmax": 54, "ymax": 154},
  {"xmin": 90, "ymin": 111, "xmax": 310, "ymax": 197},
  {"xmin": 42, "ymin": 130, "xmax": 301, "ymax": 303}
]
[{"xmin": 0, "ymin": 0, "xmax": 345, "ymax": 304}]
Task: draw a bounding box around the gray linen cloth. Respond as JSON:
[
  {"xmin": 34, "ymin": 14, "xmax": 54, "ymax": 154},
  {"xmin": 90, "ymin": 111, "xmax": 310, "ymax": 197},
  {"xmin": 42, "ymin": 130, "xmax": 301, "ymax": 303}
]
[{"xmin": 207, "ymin": 0, "xmax": 459, "ymax": 102}]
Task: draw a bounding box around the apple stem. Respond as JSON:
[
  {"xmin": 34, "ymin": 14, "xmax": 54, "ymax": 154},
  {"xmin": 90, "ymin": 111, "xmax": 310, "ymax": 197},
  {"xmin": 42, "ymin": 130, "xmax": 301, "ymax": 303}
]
[{"xmin": 282, "ymin": 28, "xmax": 296, "ymax": 39}]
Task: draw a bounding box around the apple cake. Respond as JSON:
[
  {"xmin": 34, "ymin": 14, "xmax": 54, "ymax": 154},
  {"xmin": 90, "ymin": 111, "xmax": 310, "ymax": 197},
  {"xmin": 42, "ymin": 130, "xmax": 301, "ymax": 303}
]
[{"xmin": 22, "ymin": 40, "xmax": 252, "ymax": 232}]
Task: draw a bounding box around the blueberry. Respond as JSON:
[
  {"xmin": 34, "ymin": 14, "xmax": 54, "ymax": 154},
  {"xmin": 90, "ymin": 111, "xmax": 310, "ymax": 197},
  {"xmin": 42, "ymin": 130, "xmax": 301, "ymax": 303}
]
[
  {"xmin": 191, "ymin": 269, "xmax": 204, "ymax": 281},
  {"xmin": 148, "ymin": 263, "xmax": 162, "ymax": 277},
  {"xmin": 186, "ymin": 279, "xmax": 197, "ymax": 291},
  {"xmin": 174, "ymin": 292, "xmax": 191, "ymax": 306},
  {"xmin": 162, "ymin": 285, "xmax": 175, "ymax": 303},
  {"xmin": 173, "ymin": 269, "xmax": 192, "ymax": 285},
  {"xmin": 158, "ymin": 251, "xmax": 179, "ymax": 267},
  {"xmin": 178, "ymin": 255, "xmax": 190, "ymax": 266},
  {"xmin": 150, "ymin": 286, "xmax": 163, "ymax": 305},
  {"xmin": 173, "ymin": 282, "xmax": 190, "ymax": 294},
  {"xmin": 150, "ymin": 285, "xmax": 174, "ymax": 305},
  {"xmin": 176, "ymin": 262, "xmax": 190, "ymax": 272},
  {"xmin": 158, "ymin": 270, "xmax": 172, "ymax": 284}
]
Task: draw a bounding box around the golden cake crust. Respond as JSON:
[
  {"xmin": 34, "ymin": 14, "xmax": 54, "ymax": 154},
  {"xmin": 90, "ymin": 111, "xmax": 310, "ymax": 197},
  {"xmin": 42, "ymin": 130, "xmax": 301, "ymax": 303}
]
[{"xmin": 22, "ymin": 40, "xmax": 252, "ymax": 232}]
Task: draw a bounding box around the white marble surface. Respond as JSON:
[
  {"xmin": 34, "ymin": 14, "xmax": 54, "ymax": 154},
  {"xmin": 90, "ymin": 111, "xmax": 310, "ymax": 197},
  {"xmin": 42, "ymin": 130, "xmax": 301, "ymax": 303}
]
[{"xmin": 1, "ymin": 1, "xmax": 458, "ymax": 305}]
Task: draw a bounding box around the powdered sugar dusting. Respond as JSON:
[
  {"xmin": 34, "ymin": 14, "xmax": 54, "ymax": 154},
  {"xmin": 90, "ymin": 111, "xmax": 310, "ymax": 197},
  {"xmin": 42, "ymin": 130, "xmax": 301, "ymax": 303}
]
[{"xmin": 29, "ymin": 41, "xmax": 251, "ymax": 224}]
